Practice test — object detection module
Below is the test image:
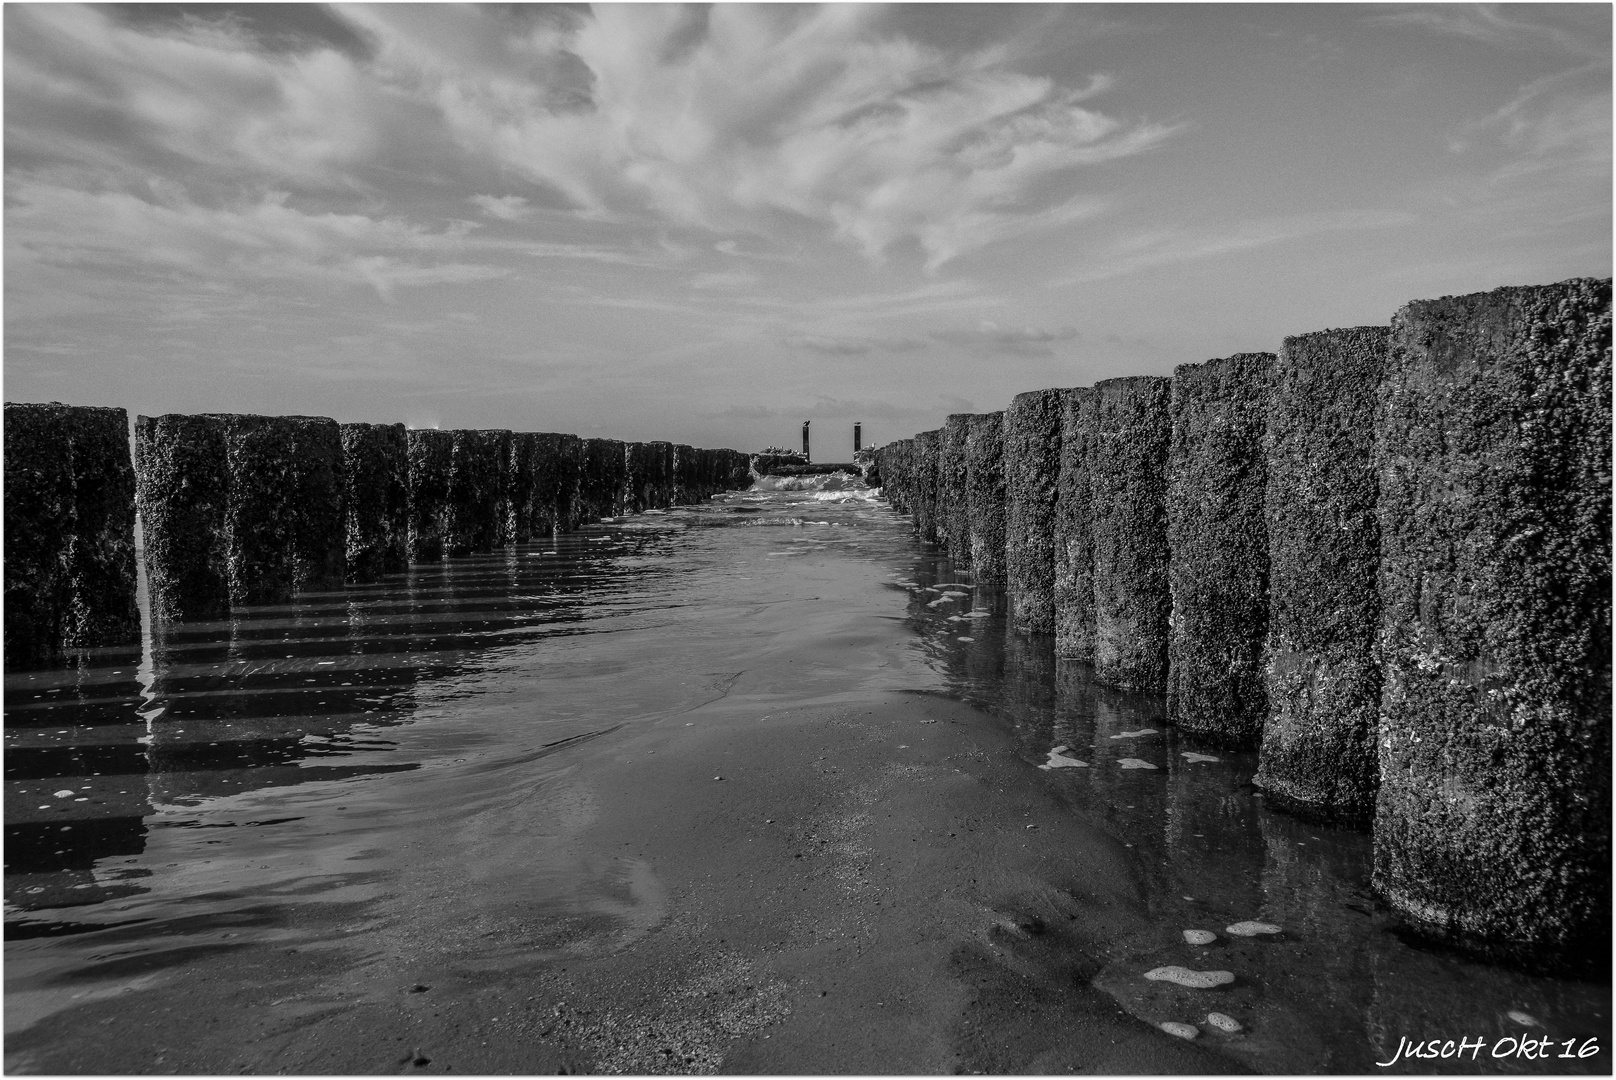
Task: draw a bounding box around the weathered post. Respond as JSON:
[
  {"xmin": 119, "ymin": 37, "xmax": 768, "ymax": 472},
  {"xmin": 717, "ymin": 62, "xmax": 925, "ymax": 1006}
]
[
  {"xmin": 406, "ymin": 428, "xmax": 453, "ymax": 562},
  {"xmin": 285, "ymin": 416, "xmax": 346, "ymax": 592},
  {"xmin": 532, "ymin": 432, "xmax": 583, "ymax": 534},
  {"xmin": 966, "ymin": 411, "xmax": 1007, "ymax": 584},
  {"xmin": 1003, "ymin": 389, "xmax": 1065, "ymax": 635},
  {"xmin": 1253, "ymin": 327, "xmax": 1388, "ymax": 819},
  {"xmin": 1088, "ymin": 377, "xmax": 1172, "ymax": 691},
  {"xmin": 910, "ymin": 429, "xmax": 942, "ymax": 543},
  {"xmin": 505, "ymin": 432, "xmax": 539, "ymax": 545},
  {"xmin": 1372, "ymin": 278, "xmax": 1611, "ymax": 946},
  {"xmin": 340, "ymin": 422, "xmax": 408, "ymax": 582},
  {"xmin": 134, "ymin": 413, "xmax": 231, "ymax": 620},
  {"xmin": 1053, "ymin": 387, "xmax": 1098, "ymax": 659},
  {"xmin": 5, "ymin": 403, "xmax": 140, "ymax": 665},
  {"xmin": 215, "ymin": 414, "xmax": 298, "ymax": 605},
  {"xmin": 445, "ymin": 429, "xmax": 509, "ymax": 555},
  {"xmin": 939, "ymin": 414, "xmax": 973, "ymax": 567},
  {"xmin": 1165, "ymin": 354, "xmax": 1275, "ymax": 745}
]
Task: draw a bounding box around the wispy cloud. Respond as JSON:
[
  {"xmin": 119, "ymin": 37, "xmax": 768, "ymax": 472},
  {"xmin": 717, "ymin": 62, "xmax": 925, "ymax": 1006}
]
[
  {"xmin": 339, "ymin": 4, "xmax": 1177, "ymax": 268},
  {"xmin": 931, "ymin": 321, "xmax": 1080, "ymax": 357},
  {"xmin": 5, "ymin": 183, "xmax": 503, "ymax": 301},
  {"xmin": 1364, "ymin": 5, "xmax": 1609, "ymax": 62},
  {"xmin": 1050, "ymin": 210, "xmax": 1417, "ymax": 287}
]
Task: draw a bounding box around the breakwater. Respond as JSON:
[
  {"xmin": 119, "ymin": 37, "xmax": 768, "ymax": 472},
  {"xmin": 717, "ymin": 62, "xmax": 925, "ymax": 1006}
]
[
  {"xmin": 3, "ymin": 412, "xmax": 755, "ymax": 652},
  {"xmin": 874, "ymin": 277, "xmax": 1612, "ymax": 952}
]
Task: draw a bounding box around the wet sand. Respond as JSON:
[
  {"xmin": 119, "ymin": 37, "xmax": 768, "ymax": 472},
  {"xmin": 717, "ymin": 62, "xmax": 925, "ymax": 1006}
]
[{"xmin": 6, "ymin": 686, "xmax": 1240, "ymax": 1074}]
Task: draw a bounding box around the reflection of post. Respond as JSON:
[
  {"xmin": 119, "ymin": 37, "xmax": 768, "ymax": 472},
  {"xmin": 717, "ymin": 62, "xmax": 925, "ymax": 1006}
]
[{"xmin": 802, "ymin": 420, "xmax": 810, "ymax": 463}]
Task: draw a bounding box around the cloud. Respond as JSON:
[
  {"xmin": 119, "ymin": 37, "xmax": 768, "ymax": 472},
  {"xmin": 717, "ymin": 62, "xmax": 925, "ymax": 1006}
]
[
  {"xmin": 470, "ymin": 194, "xmax": 532, "ymax": 221},
  {"xmin": 339, "ymin": 4, "xmax": 1177, "ymax": 267},
  {"xmin": 5, "ymin": 182, "xmax": 504, "ymax": 301},
  {"xmin": 931, "ymin": 321, "xmax": 1081, "ymax": 356},
  {"xmin": 785, "ymin": 334, "xmax": 929, "ymax": 357},
  {"xmin": 1050, "ymin": 210, "xmax": 1417, "ymax": 287},
  {"xmin": 1364, "ymin": 6, "xmax": 1610, "ymax": 62}
]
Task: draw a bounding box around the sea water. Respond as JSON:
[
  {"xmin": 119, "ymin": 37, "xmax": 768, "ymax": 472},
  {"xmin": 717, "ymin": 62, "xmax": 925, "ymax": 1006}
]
[{"xmin": 4, "ymin": 474, "xmax": 1607, "ymax": 1072}]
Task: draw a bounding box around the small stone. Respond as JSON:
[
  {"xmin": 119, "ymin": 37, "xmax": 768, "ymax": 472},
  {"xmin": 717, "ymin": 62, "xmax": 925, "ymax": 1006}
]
[
  {"xmin": 1183, "ymin": 929, "xmax": 1216, "ymax": 945},
  {"xmin": 1181, "ymin": 752, "xmax": 1220, "ymax": 763},
  {"xmin": 1117, "ymin": 758, "xmax": 1159, "ymax": 770},
  {"xmin": 1145, "ymin": 966, "xmax": 1235, "ymax": 989},
  {"xmin": 1160, "ymin": 1021, "xmax": 1199, "ymax": 1040},
  {"xmin": 1225, "ymin": 921, "xmax": 1281, "ymax": 937},
  {"xmin": 1206, "ymin": 1012, "xmax": 1242, "ymax": 1033},
  {"xmin": 1507, "ymin": 1010, "xmax": 1539, "ymax": 1027}
]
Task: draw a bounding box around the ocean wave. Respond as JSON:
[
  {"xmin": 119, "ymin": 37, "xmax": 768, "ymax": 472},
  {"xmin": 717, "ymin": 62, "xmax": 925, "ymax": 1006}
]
[{"xmin": 749, "ymin": 471, "xmax": 867, "ymax": 493}]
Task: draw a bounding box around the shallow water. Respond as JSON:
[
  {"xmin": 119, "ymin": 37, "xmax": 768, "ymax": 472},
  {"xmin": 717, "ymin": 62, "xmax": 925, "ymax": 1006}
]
[{"xmin": 4, "ymin": 475, "xmax": 1608, "ymax": 1072}]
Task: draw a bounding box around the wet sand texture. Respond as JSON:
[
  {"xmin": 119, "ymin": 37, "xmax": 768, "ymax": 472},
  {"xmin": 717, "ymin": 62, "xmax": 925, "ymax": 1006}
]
[
  {"xmin": 1165, "ymin": 354, "xmax": 1275, "ymax": 746},
  {"xmin": 939, "ymin": 414, "xmax": 974, "ymax": 567},
  {"xmin": 1003, "ymin": 388, "xmax": 1065, "ymax": 634},
  {"xmin": 340, "ymin": 422, "xmax": 409, "ymax": 583},
  {"xmin": 445, "ymin": 429, "xmax": 509, "ymax": 556},
  {"xmin": 504, "ymin": 431, "xmax": 540, "ymax": 544},
  {"xmin": 967, "ymin": 411, "xmax": 1007, "ymax": 583},
  {"xmin": 578, "ymin": 439, "xmax": 620, "ymax": 523},
  {"xmin": 1372, "ymin": 278, "xmax": 1612, "ymax": 944},
  {"xmin": 133, "ymin": 413, "xmax": 231, "ymax": 619},
  {"xmin": 283, "ymin": 416, "xmax": 347, "ymax": 593},
  {"xmin": 1087, "ymin": 377, "xmax": 1172, "ymax": 690},
  {"xmin": 1252, "ymin": 328, "xmax": 1388, "ymax": 819},
  {"xmin": 533, "ymin": 432, "xmax": 583, "ymax": 533},
  {"xmin": 405, "ymin": 428, "xmax": 453, "ymax": 562},
  {"xmin": 910, "ymin": 429, "xmax": 942, "ymax": 543},
  {"xmin": 5, "ymin": 403, "xmax": 140, "ymax": 666},
  {"xmin": 1054, "ymin": 387, "xmax": 1099, "ymax": 658}
]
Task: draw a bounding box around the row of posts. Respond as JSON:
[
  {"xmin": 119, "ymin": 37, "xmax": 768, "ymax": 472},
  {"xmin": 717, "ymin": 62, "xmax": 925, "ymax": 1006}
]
[
  {"xmin": 3, "ymin": 413, "xmax": 756, "ymax": 658},
  {"xmin": 873, "ymin": 277, "xmax": 1611, "ymax": 950}
]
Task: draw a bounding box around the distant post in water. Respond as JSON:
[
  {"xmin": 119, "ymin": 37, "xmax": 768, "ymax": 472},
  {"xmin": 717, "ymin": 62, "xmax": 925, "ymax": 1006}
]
[
  {"xmin": 854, "ymin": 422, "xmax": 862, "ymax": 453},
  {"xmin": 802, "ymin": 420, "xmax": 811, "ymax": 463}
]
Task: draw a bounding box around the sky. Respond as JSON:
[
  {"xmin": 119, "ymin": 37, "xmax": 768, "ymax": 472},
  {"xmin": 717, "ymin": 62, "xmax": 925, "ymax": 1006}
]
[{"xmin": 5, "ymin": 3, "xmax": 1610, "ymax": 453}]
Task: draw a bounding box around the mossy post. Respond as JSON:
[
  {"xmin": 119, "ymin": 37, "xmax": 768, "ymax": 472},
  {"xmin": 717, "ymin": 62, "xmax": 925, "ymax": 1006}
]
[
  {"xmin": 939, "ymin": 414, "xmax": 973, "ymax": 567},
  {"xmin": 1054, "ymin": 387, "xmax": 1098, "ymax": 659},
  {"xmin": 505, "ymin": 432, "xmax": 539, "ymax": 545},
  {"xmin": 445, "ymin": 429, "xmax": 509, "ymax": 556},
  {"xmin": 285, "ymin": 416, "xmax": 346, "ymax": 592},
  {"xmin": 579, "ymin": 438, "xmax": 627, "ymax": 522},
  {"xmin": 215, "ymin": 414, "xmax": 298, "ymax": 605},
  {"xmin": 134, "ymin": 413, "xmax": 231, "ymax": 620},
  {"xmin": 5, "ymin": 403, "xmax": 140, "ymax": 665},
  {"xmin": 1165, "ymin": 354, "xmax": 1275, "ymax": 746},
  {"xmin": 910, "ymin": 429, "xmax": 942, "ymax": 543},
  {"xmin": 341, "ymin": 422, "xmax": 408, "ymax": 583},
  {"xmin": 531, "ymin": 432, "xmax": 582, "ymax": 534},
  {"xmin": 1253, "ymin": 328, "xmax": 1388, "ymax": 819},
  {"xmin": 1003, "ymin": 389, "xmax": 1064, "ymax": 634},
  {"xmin": 1088, "ymin": 377, "xmax": 1171, "ymax": 691},
  {"xmin": 966, "ymin": 411, "xmax": 1006, "ymax": 584},
  {"xmin": 1372, "ymin": 278, "xmax": 1611, "ymax": 946},
  {"xmin": 406, "ymin": 428, "xmax": 453, "ymax": 562}
]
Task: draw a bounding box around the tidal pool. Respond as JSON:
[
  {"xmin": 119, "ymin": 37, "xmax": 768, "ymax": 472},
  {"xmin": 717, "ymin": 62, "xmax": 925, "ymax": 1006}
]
[{"xmin": 4, "ymin": 475, "xmax": 1607, "ymax": 1073}]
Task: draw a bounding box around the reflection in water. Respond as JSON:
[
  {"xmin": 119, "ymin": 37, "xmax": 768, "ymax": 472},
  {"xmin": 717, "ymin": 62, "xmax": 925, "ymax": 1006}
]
[
  {"xmin": 899, "ymin": 552, "xmax": 1609, "ymax": 1074},
  {"xmin": 4, "ymin": 475, "xmax": 1608, "ymax": 1073}
]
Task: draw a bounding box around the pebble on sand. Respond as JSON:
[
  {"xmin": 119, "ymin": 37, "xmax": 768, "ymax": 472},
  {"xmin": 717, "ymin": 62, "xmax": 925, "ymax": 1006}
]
[
  {"xmin": 1508, "ymin": 1011, "xmax": 1540, "ymax": 1027},
  {"xmin": 1160, "ymin": 1022, "xmax": 1199, "ymax": 1040},
  {"xmin": 1117, "ymin": 758, "xmax": 1159, "ymax": 770},
  {"xmin": 1225, "ymin": 921, "xmax": 1281, "ymax": 936},
  {"xmin": 1145, "ymin": 966, "xmax": 1235, "ymax": 989},
  {"xmin": 1183, "ymin": 929, "xmax": 1216, "ymax": 945},
  {"xmin": 1206, "ymin": 1012, "xmax": 1243, "ymax": 1033}
]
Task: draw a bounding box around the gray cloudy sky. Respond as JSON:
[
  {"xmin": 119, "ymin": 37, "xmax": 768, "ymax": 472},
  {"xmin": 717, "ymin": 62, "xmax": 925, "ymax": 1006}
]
[{"xmin": 5, "ymin": 3, "xmax": 1610, "ymax": 451}]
